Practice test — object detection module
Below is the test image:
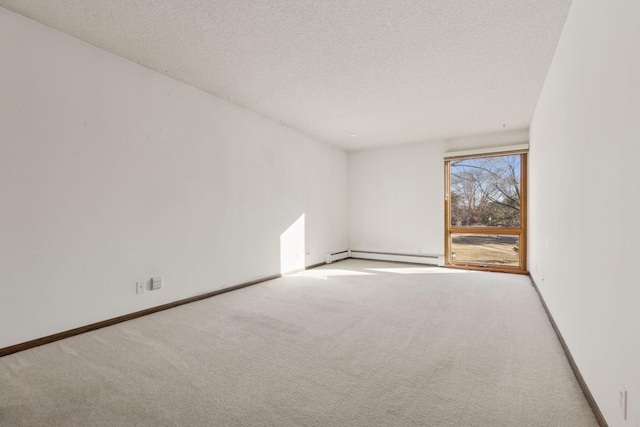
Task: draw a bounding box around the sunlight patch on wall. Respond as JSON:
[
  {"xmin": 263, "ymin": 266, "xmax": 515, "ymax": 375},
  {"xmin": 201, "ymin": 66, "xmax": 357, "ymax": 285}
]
[{"xmin": 280, "ymin": 214, "xmax": 305, "ymax": 274}]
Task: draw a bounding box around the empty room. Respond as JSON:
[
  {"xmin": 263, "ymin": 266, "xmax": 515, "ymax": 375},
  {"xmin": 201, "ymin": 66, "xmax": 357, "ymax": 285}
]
[{"xmin": 1, "ymin": 1, "xmax": 638, "ymax": 426}]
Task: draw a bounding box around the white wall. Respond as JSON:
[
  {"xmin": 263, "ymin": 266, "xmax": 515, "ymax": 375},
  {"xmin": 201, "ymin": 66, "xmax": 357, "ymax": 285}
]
[
  {"xmin": 0, "ymin": 8, "xmax": 348, "ymax": 349},
  {"xmin": 349, "ymin": 129, "xmax": 528, "ymax": 256},
  {"xmin": 529, "ymin": 0, "xmax": 640, "ymax": 425}
]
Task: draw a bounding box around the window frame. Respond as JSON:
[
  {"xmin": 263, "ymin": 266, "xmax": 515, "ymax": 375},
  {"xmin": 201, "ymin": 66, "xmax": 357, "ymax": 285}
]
[{"xmin": 444, "ymin": 151, "xmax": 528, "ymax": 274}]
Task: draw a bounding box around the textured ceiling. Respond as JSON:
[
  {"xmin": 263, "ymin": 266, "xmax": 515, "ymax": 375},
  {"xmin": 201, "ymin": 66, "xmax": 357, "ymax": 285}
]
[{"xmin": 0, "ymin": 1, "xmax": 572, "ymax": 151}]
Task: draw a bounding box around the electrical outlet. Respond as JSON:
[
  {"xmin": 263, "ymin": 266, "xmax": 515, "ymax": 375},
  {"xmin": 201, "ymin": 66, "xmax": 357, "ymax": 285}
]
[
  {"xmin": 305, "ymin": 249, "xmax": 310, "ymax": 256},
  {"xmin": 151, "ymin": 276, "xmax": 162, "ymax": 290},
  {"xmin": 620, "ymin": 384, "xmax": 628, "ymax": 420},
  {"xmin": 136, "ymin": 281, "xmax": 144, "ymax": 294}
]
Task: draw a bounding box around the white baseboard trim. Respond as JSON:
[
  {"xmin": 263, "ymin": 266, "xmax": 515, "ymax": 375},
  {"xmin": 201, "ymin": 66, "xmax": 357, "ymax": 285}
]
[
  {"xmin": 325, "ymin": 250, "xmax": 350, "ymax": 264},
  {"xmin": 326, "ymin": 250, "xmax": 444, "ymax": 267}
]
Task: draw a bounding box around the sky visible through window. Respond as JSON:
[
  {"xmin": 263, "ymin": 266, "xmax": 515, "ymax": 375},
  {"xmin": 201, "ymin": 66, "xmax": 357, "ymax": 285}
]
[{"xmin": 450, "ymin": 154, "xmax": 521, "ymax": 228}]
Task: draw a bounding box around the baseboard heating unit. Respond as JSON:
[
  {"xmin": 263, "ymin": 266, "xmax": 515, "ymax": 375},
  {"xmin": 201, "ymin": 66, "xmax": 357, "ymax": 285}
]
[{"xmin": 326, "ymin": 250, "xmax": 444, "ymax": 267}]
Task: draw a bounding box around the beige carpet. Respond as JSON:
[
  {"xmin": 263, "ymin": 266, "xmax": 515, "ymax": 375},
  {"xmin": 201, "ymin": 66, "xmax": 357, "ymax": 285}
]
[{"xmin": 0, "ymin": 260, "xmax": 598, "ymax": 427}]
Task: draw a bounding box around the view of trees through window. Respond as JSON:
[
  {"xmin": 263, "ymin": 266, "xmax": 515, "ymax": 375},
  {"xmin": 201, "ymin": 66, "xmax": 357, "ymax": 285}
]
[
  {"xmin": 445, "ymin": 152, "xmax": 526, "ymax": 271},
  {"xmin": 450, "ymin": 154, "xmax": 520, "ymax": 228}
]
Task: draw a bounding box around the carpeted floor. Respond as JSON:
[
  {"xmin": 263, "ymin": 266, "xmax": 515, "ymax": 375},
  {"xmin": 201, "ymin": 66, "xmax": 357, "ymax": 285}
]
[{"xmin": 0, "ymin": 260, "xmax": 598, "ymax": 426}]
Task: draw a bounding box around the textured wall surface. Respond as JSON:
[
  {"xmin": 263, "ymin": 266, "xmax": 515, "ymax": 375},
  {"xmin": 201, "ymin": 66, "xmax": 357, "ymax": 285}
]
[
  {"xmin": 0, "ymin": 9, "xmax": 348, "ymax": 348},
  {"xmin": 529, "ymin": 1, "xmax": 640, "ymax": 425},
  {"xmin": 349, "ymin": 129, "xmax": 528, "ymax": 256}
]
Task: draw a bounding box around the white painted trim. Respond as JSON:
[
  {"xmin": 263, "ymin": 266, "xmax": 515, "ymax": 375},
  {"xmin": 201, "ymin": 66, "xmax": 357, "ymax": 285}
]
[
  {"xmin": 350, "ymin": 251, "xmax": 444, "ymax": 267},
  {"xmin": 327, "ymin": 250, "xmax": 445, "ymax": 267},
  {"xmin": 325, "ymin": 251, "xmax": 350, "ymax": 264},
  {"xmin": 444, "ymin": 143, "xmax": 529, "ymax": 160}
]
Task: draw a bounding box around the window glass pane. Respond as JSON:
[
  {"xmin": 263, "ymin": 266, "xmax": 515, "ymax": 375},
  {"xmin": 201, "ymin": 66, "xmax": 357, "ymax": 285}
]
[
  {"xmin": 451, "ymin": 234, "xmax": 520, "ymax": 266},
  {"xmin": 450, "ymin": 155, "xmax": 521, "ymax": 227}
]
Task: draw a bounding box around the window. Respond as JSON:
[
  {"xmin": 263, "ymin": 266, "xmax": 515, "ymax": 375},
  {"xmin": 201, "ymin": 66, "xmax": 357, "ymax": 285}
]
[{"xmin": 444, "ymin": 151, "xmax": 527, "ymax": 273}]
